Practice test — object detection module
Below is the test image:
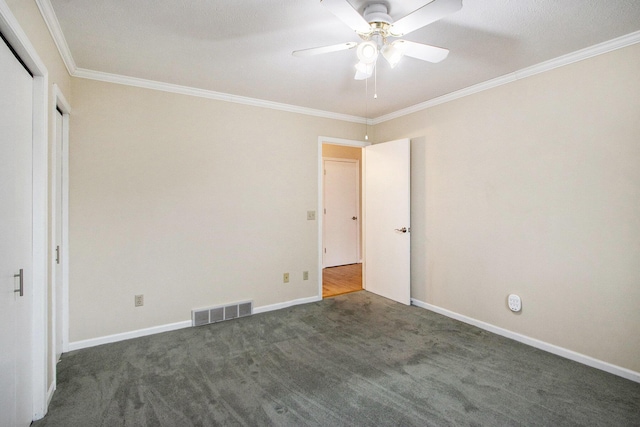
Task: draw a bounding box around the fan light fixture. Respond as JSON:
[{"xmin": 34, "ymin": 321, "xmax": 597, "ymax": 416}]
[
  {"xmin": 356, "ymin": 41, "xmax": 378, "ymax": 64},
  {"xmin": 381, "ymin": 41, "xmax": 404, "ymax": 68},
  {"xmin": 354, "ymin": 61, "xmax": 374, "ymax": 80}
]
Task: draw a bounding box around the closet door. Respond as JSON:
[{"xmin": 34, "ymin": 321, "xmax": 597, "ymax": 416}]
[{"xmin": 0, "ymin": 34, "xmax": 35, "ymax": 426}]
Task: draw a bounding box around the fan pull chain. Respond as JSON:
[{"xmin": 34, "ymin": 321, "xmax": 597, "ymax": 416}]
[
  {"xmin": 365, "ymin": 76, "xmax": 369, "ymax": 140},
  {"xmin": 374, "ymin": 62, "xmax": 378, "ymax": 99}
]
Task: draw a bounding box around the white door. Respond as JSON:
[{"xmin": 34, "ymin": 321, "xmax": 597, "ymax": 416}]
[
  {"xmin": 0, "ymin": 37, "xmax": 34, "ymax": 426},
  {"xmin": 54, "ymin": 108, "xmax": 64, "ymax": 362},
  {"xmin": 364, "ymin": 139, "xmax": 410, "ymax": 305},
  {"xmin": 323, "ymin": 159, "xmax": 360, "ymax": 267}
]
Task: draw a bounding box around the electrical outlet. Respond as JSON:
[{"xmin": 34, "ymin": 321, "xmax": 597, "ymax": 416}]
[
  {"xmin": 283, "ymin": 273, "xmax": 290, "ymax": 283},
  {"xmin": 508, "ymin": 294, "xmax": 521, "ymax": 312},
  {"xmin": 135, "ymin": 294, "xmax": 144, "ymax": 307},
  {"xmin": 303, "ymin": 271, "xmax": 309, "ymax": 280}
]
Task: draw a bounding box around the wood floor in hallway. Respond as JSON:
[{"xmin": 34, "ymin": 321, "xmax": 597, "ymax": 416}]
[{"xmin": 323, "ymin": 263, "xmax": 362, "ymax": 298}]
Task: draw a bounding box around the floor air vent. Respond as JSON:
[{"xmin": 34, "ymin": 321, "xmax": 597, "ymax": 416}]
[{"xmin": 192, "ymin": 301, "xmax": 253, "ymax": 327}]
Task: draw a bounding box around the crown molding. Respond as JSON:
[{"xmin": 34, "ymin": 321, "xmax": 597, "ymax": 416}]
[
  {"xmin": 35, "ymin": 0, "xmax": 366, "ymax": 124},
  {"xmin": 35, "ymin": 0, "xmax": 76, "ymax": 75},
  {"xmin": 372, "ymin": 30, "xmax": 640, "ymax": 124},
  {"xmin": 73, "ymin": 67, "xmax": 368, "ymax": 124},
  {"xmin": 35, "ymin": 0, "xmax": 640, "ymax": 127}
]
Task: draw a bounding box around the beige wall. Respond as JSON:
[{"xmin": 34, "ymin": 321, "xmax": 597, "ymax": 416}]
[
  {"xmin": 69, "ymin": 78, "xmax": 363, "ymax": 341},
  {"xmin": 375, "ymin": 43, "xmax": 640, "ymax": 372},
  {"xmin": 9, "ymin": 0, "xmax": 639, "ymax": 384},
  {"xmin": 7, "ymin": 0, "xmax": 72, "ymax": 395}
]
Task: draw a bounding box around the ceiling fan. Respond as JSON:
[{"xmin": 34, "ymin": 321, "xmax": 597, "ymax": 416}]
[{"xmin": 293, "ymin": 0, "xmax": 462, "ymax": 80}]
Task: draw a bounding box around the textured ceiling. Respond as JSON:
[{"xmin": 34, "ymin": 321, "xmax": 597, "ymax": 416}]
[{"xmin": 49, "ymin": 0, "xmax": 640, "ymax": 119}]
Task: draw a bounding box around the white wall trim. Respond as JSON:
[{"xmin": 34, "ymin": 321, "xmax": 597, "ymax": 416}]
[
  {"xmin": 34, "ymin": 0, "xmax": 369, "ymax": 124},
  {"xmin": 68, "ymin": 295, "xmax": 321, "ymax": 351},
  {"xmin": 34, "ymin": 0, "xmax": 640, "ymax": 127},
  {"xmin": 253, "ymin": 295, "xmax": 321, "ymax": 314},
  {"xmin": 411, "ymin": 298, "xmax": 640, "ymax": 384},
  {"xmin": 66, "ymin": 30, "xmax": 640, "ymax": 126},
  {"xmin": 73, "ymin": 67, "xmax": 368, "ymax": 124},
  {"xmin": 373, "ymin": 30, "xmax": 640, "ymax": 124},
  {"xmin": 35, "ymin": 0, "xmax": 76, "ymax": 75},
  {"xmin": 31, "ymin": 70, "xmax": 50, "ymax": 425},
  {"xmin": 50, "ymin": 84, "xmax": 70, "ymax": 401},
  {"xmin": 0, "ymin": 0, "xmax": 50, "ymax": 420},
  {"xmin": 46, "ymin": 382, "xmax": 55, "ymax": 406},
  {"xmin": 318, "ymin": 136, "xmax": 370, "ymax": 147},
  {"xmin": 52, "ymin": 84, "xmax": 71, "ymax": 355},
  {"xmin": 68, "ymin": 321, "xmax": 193, "ymax": 352}
]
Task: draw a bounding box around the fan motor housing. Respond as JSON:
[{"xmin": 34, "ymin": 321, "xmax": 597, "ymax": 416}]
[{"xmin": 363, "ymin": 3, "xmax": 393, "ymax": 25}]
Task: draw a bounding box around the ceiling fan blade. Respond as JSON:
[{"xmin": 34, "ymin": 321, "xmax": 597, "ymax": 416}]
[
  {"xmin": 390, "ymin": 0, "xmax": 462, "ymax": 36},
  {"xmin": 395, "ymin": 40, "xmax": 449, "ymax": 63},
  {"xmin": 292, "ymin": 42, "xmax": 357, "ymax": 57},
  {"xmin": 321, "ymin": 0, "xmax": 371, "ymax": 33}
]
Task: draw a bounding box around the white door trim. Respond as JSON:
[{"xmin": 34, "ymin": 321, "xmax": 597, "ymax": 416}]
[
  {"xmin": 51, "ymin": 84, "xmax": 70, "ymax": 400},
  {"xmin": 317, "ymin": 136, "xmax": 369, "ymax": 298},
  {"xmin": 0, "ymin": 0, "xmax": 50, "ymax": 420}
]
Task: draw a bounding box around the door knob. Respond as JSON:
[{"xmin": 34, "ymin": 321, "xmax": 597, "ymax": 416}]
[
  {"xmin": 352, "ymin": 216, "xmax": 357, "ymax": 220},
  {"xmin": 395, "ymin": 227, "xmax": 408, "ymax": 233}
]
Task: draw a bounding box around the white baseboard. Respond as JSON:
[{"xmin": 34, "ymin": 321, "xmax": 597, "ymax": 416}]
[
  {"xmin": 68, "ymin": 320, "xmax": 192, "ymax": 352},
  {"xmin": 411, "ymin": 298, "xmax": 640, "ymax": 384},
  {"xmin": 46, "ymin": 381, "xmax": 55, "ymax": 406},
  {"xmin": 253, "ymin": 295, "xmax": 322, "ymax": 314},
  {"xmin": 68, "ymin": 295, "xmax": 322, "ymax": 352}
]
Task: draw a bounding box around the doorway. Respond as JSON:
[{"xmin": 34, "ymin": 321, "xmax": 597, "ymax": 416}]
[
  {"xmin": 318, "ymin": 136, "xmax": 411, "ymax": 304},
  {"xmin": 321, "ymin": 141, "xmax": 364, "ymax": 298}
]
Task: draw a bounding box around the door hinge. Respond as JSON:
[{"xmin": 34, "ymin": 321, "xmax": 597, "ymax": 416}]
[{"xmin": 55, "ymin": 245, "xmax": 60, "ymax": 264}]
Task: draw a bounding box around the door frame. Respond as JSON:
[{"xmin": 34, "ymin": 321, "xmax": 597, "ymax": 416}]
[
  {"xmin": 317, "ymin": 136, "xmax": 369, "ymax": 298},
  {"xmin": 0, "ymin": 1, "xmax": 50, "ymax": 419},
  {"xmin": 51, "ymin": 84, "xmax": 70, "ymax": 388},
  {"xmin": 322, "ymin": 157, "xmax": 360, "ymax": 268}
]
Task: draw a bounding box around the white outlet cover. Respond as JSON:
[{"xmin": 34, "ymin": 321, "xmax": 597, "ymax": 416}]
[{"xmin": 508, "ymin": 294, "xmax": 521, "ymax": 312}]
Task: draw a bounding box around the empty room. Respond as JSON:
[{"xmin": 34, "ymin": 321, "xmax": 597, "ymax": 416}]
[{"xmin": 1, "ymin": 0, "xmax": 639, "ymax": 425}]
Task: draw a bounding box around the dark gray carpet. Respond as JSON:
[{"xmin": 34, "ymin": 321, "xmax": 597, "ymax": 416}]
[{"xmin": 34, "ymin": 291, "xmax": 640, "ymax": 426}]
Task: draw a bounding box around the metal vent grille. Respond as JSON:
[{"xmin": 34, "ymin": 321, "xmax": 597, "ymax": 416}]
[
  {"xmin": 224, "ymin": 305, "xmax": 238, "ymax": 320},
  {"xmin": 238, "ymin": 302, "xmax": 252, "ymax": 317},
  {"xmin": 193, "ymin": 309, "xmax": 209, "ymax": 327},
  {"xmin": 192, "ymin": 300, "xmax": 253, "ymax": 327},
  {"xmin": 209, "ymin": 307, "xmax": 224, "ymax": 323}
]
